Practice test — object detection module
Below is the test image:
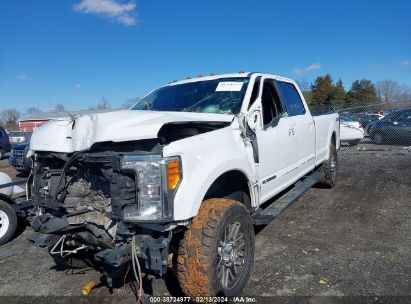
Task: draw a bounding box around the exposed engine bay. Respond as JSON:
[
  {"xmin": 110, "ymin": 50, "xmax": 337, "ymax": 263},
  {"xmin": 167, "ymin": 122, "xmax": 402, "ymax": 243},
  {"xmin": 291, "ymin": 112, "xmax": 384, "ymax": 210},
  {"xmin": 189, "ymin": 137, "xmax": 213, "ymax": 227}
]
[{"xmin": 28, "ymin": 120, "xmax": 230, "ymax": 285}]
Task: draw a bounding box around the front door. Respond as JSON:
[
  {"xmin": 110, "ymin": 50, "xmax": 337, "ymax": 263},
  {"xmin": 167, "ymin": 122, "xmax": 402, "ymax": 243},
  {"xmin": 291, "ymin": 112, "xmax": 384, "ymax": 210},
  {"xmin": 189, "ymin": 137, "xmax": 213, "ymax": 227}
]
[{"xmin": 253, "ymin": 78, "xmax": 299, "ymax": 203}]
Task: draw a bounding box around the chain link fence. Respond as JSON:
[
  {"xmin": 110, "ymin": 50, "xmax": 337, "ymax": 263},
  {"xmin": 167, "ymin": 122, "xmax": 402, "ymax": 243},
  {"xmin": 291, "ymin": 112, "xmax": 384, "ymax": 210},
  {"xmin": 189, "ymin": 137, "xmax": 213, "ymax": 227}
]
[{"xmin": 310, "ymin": 100, "xmax": 411, "ymax": 147}]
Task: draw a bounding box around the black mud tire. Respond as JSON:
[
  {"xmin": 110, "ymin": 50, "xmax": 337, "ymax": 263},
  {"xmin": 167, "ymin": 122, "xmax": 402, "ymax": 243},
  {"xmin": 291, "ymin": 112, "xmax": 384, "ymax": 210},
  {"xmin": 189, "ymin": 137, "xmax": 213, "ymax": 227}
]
[
  {"xmin": 348, "ymin": 139, "xmax": 361, "ymax": 146},
  {"xmin": 0, "ymin": 200, "xmax": 18, "ymax": 246},
  {"xmin": 177, "ymin": 198, "xmax": 255, "ymax": 299},
  {"xmin": 317, "ymin": 144, "xmax": 338, "ymax": 188}
]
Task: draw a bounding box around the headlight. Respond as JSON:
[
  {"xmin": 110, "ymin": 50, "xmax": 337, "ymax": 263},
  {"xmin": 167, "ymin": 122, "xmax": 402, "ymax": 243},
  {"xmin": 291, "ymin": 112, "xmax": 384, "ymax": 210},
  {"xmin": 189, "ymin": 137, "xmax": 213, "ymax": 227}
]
[{"xmin": 120, "ymin": 155, "xmax": 182, "ymax": 222}]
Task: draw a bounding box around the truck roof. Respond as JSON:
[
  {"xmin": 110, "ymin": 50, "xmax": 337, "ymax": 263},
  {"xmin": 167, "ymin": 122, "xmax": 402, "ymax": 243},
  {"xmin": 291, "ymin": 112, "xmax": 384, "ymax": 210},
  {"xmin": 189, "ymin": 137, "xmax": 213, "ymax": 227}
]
[{"xmin": 165, "ymin": 72, "xmax": 296, "ymax": 87}]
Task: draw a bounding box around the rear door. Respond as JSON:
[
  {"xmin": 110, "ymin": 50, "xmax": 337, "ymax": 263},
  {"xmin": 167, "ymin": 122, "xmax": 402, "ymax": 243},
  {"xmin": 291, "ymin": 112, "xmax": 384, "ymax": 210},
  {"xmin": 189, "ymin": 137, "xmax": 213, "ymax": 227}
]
[
  {"xmin": 254, "ymin": 77, "xmax": 299, "ymax": 202},
  {"xmin": 276, "ymin": 80, "xmax": 316, "ymax": 174}
]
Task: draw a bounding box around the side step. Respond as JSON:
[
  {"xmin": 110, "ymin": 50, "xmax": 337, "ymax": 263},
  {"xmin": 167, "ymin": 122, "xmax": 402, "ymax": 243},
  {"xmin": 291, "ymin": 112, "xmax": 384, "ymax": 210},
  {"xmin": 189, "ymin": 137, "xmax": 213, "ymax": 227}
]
[{"xmin": 252, "ymin": 171, "xmax": 324, "ymax": 225}]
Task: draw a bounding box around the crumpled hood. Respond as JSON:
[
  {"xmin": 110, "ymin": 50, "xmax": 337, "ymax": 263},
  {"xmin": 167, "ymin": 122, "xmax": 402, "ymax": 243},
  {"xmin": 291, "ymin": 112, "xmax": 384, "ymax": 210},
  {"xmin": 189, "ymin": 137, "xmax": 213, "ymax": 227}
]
[{"xmin": 30, "ymin": 110, "xmax": 233, "ymax": 153}]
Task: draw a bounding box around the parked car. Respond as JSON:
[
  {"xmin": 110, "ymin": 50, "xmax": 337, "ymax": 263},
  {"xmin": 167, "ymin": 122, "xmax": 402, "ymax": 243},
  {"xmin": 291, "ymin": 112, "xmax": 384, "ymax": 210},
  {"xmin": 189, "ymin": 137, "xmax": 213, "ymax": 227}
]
[
  {"xmin": 0, "ymin": 127, "xmax": 12, "ymax": 159},
  {"xmin": 8, "ymin": 131, "xmax": 31, "ymax": 144},
  {"xmin": 9, "ymin": 142, "xmax": 32, "ymax": 174},
  {"xmin": 0, "ymin": 172, "xmax": 32, "ymax": 246},
  {"xmin": 0, "ymin": 172, "xmax": 19, "ymax": 246},
  {"xmin": 339, "ymin": 114, "xmax": 364, "ymax": 145},
  {"xmin": 369, "ymin": 109, "xmax": 411, "ymax": 145},
  {"xmin": 28, "ymin": 72, "xmax": 340, "ymax": 298},
  {"xmin": 356, "ymin": 113, "xmax": 383, "ymax": 134}
]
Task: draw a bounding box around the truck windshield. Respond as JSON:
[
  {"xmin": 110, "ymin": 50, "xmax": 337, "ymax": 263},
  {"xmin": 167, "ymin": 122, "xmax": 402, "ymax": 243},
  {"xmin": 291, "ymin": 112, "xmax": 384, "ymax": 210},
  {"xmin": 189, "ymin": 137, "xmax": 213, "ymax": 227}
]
[{"xmin": 131, "ymin": 77, "xmax": 249, "ymax": 114}]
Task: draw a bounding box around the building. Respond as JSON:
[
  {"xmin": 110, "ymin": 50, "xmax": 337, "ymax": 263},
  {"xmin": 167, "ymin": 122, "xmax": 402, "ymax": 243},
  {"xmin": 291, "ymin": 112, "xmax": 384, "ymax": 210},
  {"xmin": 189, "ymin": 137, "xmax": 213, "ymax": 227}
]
[{"xmin": 18, "ymin": 109, "xmax": 121, "ymax": 132}]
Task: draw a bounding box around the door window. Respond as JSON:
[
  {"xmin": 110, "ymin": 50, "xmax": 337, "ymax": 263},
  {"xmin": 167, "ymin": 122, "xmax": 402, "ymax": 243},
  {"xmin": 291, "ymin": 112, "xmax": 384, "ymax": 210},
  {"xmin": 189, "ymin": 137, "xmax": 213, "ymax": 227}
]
[
  {"xmin": 277, "ymin": 81, "xmax": 306, "ymax": 116},
  {"xmin": 261, "ymin": 79, "xmax": 284, "ymax": 126},
  {"xmin": 396, "ymin": 111, "xmax": 411, "ymax": 122},
  {"xmin": 248, "ymin": 76, "xmax": 261, "ymax": 110}
]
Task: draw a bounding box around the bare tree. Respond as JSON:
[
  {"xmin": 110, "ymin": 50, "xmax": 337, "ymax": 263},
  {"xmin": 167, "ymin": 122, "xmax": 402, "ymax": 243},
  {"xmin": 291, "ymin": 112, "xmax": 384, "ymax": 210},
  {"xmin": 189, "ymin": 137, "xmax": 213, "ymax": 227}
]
[
  {"xmin": 396, "ymin": 85, "xmax": 411, "ymax": 102},
  {"xmin": 89, "ymin": 97, "xmax": 111, "ymax": 110},
  {"xmin": 97, "ymin": 97, "xmax": 111, "ymax": 110},
  {"xmin": 0, "ymin": 108, "xmax": 21, "ymax": 130},
  {"xmin": 375, "ymin": 80, "xmax": 401, "ymax": 103},
  {"xmin": 26, "ymin": 107, "xmax": 42, "ymax": 115},
  {"xmin": 53, "ymin": 103, "xmax": 66, "ymax": 112},
  {"xmin": 122, "ymin": 97, "xmax": 140, "ymax": 109},
  {"xmin": 296, "ymin": 79, "xmax": 310, "ymax": 92}
]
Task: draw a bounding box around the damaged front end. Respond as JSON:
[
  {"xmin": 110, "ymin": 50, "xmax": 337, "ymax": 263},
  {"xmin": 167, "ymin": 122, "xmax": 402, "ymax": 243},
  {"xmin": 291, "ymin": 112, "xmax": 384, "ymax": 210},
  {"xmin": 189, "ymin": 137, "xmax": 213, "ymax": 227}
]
[{"xmin": 29, "ymin": 139, "xmax": 181, "ymax": 281}]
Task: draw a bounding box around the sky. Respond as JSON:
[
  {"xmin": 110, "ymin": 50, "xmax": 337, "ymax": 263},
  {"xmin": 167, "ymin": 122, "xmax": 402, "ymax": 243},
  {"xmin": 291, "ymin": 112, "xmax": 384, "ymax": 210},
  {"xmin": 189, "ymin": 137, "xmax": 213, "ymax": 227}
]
[{"xmin": 0, "ymin": 0, "xmax": 410, "ymax": 112}]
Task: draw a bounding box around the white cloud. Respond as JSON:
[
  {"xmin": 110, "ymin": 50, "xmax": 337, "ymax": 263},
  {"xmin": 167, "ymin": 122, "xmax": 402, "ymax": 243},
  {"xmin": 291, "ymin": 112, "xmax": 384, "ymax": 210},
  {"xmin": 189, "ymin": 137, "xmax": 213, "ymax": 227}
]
[
  {"xmin": 402, "ymin": 60, "xmax": 411, "ymax": 66},
  {"xmin": 293, "ymin": 63, "xmax": 321, "ymax": 75},
  {"xmin": 18, "ymin": 73, "xmax": 28, "ymax": 80},
  {"xmin": 73, "ymin": 0, "xmax": 137, "ymax": 26},
  {"xmin": 75, "ymin": 84, "xmax": 83, "ymax": 90}
]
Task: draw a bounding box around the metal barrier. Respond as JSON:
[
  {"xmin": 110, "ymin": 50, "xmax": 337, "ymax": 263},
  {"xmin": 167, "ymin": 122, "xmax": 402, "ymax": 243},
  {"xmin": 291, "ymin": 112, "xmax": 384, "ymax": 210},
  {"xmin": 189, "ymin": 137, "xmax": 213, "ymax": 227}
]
[{"xmin": 310, "ymin": 100, "xmax": 411, "ymax": 147}]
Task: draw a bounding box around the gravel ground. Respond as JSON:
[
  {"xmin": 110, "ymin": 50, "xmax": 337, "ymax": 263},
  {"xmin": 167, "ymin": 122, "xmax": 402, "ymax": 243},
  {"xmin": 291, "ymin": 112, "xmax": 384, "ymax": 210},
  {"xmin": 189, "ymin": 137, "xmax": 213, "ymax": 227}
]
[{"xmin": 0, "ymin": 142, "xmax": 410, "ymax": 303}]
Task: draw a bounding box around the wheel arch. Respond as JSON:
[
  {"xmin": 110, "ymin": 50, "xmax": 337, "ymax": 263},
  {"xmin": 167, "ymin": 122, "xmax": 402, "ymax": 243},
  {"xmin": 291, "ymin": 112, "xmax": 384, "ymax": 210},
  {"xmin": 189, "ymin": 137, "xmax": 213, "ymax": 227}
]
[
  {"xmin": 202, "ymin": 170, "xmax": 253, "ymax": 211},
  {"xmin": 0, "ymin": 193, "xmax": 15, "ymax": 206},
  {"xmin": 331, "ymin": 131, "xmax": 336, "ymax": 147},
  {"xmin": 324, "ymin": 131, "xmax": 337, "ymax": 160}
]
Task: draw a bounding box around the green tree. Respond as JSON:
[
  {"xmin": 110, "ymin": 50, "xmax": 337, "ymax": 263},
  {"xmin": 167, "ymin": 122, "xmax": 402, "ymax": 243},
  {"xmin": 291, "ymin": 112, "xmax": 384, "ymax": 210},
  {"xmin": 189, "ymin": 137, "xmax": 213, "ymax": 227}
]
[
  {"xmin": 310, "ymin": 74, "xmax": 334, "ymax": 105},
  {"xmin": 346, "ymin": 79, "xmax": 379, "ymax": 104},
  {"xmin": 302, "ymin": 91, "xmax": 313, "ymax": 105},
  {"xmin": 332, "ymin": 79, "xmax": 346, "ymax": 101},
  {"xmin": 330, "ymin": 78, "xmax": 346, "ymax": 109}
]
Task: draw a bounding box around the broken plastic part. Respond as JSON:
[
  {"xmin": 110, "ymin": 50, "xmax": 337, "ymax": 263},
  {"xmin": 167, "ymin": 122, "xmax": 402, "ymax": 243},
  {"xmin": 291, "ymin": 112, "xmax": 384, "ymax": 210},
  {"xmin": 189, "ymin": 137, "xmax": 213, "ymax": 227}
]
[{"xmin": 82, "ymin": 280, "xmax": 97, "ymax": 295}]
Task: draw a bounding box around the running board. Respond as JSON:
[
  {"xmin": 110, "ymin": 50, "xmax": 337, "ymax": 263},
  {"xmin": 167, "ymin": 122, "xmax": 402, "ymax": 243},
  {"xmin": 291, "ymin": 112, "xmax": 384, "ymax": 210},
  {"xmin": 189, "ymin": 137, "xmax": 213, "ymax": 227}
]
[{"xmin": 252, "ymin": 171, "xmax": 324, "ymax": 225}]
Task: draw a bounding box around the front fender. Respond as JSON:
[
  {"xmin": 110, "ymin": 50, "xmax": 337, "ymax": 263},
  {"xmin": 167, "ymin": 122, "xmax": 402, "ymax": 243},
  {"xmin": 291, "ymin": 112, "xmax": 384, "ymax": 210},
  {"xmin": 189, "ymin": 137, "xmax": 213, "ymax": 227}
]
[{"xmin": 163, "ymin": 126, "xmax": 256, "ymax": 221}]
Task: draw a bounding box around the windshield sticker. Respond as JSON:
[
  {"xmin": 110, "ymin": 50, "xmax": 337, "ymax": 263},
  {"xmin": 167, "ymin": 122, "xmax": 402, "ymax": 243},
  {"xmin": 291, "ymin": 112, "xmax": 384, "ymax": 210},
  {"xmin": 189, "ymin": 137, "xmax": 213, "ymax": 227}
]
[{"xmin": 215, "ymin": 82, "xmax": 244, "ymax": 92}]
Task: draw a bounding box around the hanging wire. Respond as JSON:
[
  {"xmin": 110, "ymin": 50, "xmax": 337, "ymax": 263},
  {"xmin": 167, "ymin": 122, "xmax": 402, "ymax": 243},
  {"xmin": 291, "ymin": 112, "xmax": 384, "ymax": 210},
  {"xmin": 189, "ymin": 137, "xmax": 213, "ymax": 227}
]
[{"xmin": 131, "ymin": 236, "xmax": 143, "ymax": 304}]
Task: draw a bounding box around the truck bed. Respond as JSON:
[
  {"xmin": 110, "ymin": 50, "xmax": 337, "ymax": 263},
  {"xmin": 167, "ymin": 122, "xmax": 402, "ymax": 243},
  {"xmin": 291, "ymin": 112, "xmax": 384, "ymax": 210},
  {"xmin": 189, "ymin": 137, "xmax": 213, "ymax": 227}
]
[{"xmin": 313, "ymin": 113, "xmax": 340, "ymax": 165}]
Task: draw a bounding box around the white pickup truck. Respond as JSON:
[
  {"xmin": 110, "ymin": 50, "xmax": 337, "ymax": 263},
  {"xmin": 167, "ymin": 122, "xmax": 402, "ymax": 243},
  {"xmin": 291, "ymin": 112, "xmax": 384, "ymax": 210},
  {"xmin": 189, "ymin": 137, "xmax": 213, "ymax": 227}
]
[{"xmin": 28, "ymin": 72, "xmax": 340, "ymax": 298}]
